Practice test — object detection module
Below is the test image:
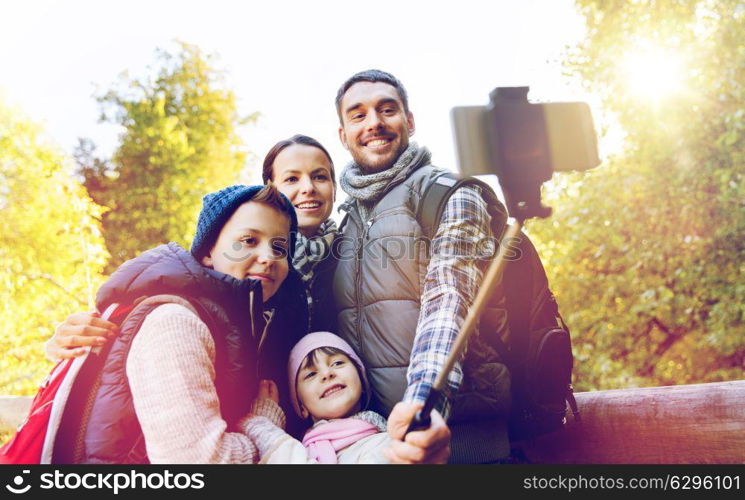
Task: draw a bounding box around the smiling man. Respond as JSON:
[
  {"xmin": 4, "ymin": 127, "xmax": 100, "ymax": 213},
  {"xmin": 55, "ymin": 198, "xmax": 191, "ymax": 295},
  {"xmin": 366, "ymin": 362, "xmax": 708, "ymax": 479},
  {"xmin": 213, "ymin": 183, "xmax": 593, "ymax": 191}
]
[
  {"xmin": 333, "ymin": 70, "xmax": 511, "ymax": 464},
  {"xmin": 337, "ymin": 80, "xmax": 414, "ymax": 173}
]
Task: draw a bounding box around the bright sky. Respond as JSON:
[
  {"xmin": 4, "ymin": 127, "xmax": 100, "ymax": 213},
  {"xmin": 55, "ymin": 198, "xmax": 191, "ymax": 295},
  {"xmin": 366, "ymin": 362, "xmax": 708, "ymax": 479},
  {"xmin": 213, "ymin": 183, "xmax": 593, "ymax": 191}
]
[{"xmin": 0, "ymin": 0, "xmax": 588, "ymax": 185}]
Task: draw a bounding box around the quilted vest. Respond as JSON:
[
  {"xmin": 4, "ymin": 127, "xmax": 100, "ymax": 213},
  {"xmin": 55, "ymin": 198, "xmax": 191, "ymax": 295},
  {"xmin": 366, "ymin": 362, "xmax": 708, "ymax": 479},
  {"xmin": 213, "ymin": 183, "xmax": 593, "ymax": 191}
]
[{"xmin": 333, "ymin": 165, "xmax": 511, "ymax": 422}]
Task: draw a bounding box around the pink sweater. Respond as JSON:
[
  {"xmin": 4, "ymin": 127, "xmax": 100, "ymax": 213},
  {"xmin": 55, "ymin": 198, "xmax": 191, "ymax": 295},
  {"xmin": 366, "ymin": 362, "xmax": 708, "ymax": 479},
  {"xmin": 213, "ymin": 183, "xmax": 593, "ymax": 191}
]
[{"xmin": 125, "ymin": 304, "xmax": 283, "ymax": 463}]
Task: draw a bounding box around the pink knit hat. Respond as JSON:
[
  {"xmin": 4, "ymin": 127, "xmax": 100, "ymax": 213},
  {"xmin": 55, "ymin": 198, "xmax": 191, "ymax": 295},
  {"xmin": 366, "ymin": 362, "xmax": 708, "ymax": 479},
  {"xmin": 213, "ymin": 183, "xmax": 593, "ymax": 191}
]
[{"xmin": 288, "ymin": 331, "xmax": 371, "ymax": 418}]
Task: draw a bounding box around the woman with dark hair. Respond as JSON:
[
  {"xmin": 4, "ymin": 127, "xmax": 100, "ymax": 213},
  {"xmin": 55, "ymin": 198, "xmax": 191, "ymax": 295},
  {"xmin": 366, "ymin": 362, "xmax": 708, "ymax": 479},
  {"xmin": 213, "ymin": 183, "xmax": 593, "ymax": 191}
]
[{"xmin": 260, "ymin": 134, "xmax": 339, "ymax": 333}]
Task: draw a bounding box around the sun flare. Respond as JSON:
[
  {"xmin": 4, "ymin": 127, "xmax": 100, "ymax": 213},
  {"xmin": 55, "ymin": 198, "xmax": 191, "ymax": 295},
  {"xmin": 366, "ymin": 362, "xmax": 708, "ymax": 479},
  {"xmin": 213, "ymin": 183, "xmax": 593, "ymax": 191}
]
[{"xmin": 623, "ymin": 45, "xmax": 687, "ymax": 101}]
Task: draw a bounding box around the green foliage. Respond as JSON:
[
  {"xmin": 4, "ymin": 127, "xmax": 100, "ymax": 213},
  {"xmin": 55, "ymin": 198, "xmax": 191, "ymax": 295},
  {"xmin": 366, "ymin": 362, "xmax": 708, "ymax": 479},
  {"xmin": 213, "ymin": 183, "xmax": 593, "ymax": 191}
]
[
  {"xmin": 529, "ymin": 0, "xmax": 744, "ymax": 390},
  {"xmin": 0, "ymin": 100, "xmax": 108, "ymax": 396},
  {"xmin": 79, "ymin": 42, "xmax": 253, "ymax": 271}
]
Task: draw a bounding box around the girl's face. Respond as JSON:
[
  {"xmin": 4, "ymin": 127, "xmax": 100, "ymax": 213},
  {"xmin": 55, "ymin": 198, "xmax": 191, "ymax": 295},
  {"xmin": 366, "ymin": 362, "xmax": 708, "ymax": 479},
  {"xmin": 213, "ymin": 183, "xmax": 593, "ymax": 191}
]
[
  {"xmin": 271, "ymin": 144, "xmax": 335, "ymax": 238},
  {"xmin": 201, "ymin": 201, "xmax": 290, "ymax": 302},
  {"xmin": 296, "ymin": 349, "xmax": 362, "ymax": 421}
]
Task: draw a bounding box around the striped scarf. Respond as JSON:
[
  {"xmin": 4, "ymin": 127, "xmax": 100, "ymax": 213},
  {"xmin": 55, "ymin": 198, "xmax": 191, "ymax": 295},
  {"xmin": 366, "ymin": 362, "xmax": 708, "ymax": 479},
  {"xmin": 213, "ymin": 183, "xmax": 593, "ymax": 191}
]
[
  {"xmin": 292, "ymin": 218, "xmax": 338, "ymax": 285},
  {"xmin": 293, "ymin": 219, "xmax": 338, "ymax": 323}
]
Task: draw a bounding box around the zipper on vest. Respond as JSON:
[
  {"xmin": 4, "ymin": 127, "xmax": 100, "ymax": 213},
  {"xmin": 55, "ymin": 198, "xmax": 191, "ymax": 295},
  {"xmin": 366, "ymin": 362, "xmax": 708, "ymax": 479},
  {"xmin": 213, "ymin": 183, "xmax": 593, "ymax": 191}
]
[
  {"xmin": 249, "ymin": 289, "xmax": 256, "ymax": 342},
  {"xmin": 341, "ymin": 201, "xmax": 366, "ymax": 354},
  {"xmin": 258, "ymin": 309, "xmax": 274, "ymax": 355},
  {"xmin": 351, "ymin": 203, "xmax": 411, "ymax": 359},
  {"xmin": 338, "ymin": 199, "xmax": 367, "ymax": 355},
  {"xmin": 354, "ymin": 221, "xmax": 366, "ymax": 356}
]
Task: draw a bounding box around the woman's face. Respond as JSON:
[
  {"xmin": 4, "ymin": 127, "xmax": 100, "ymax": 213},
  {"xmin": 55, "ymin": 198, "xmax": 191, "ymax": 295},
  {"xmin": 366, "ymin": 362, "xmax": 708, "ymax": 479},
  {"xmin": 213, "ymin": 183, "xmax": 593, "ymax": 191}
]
[
  {"xmin": 271, "ymin": 144, "xmax": 335, "ymax": 238},
  {"xmin": 201, "ymin": 201, "xmax": 290, "ymax": 302}
]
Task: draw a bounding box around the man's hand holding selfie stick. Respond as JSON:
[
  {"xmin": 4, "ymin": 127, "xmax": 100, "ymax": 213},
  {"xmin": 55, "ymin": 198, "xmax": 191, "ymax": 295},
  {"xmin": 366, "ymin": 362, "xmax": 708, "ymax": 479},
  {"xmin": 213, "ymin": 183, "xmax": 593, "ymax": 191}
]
[
  {"xmin": 391, "ymin": 86, "xmax": 600, "ymax": 463},
  {"xmin": 386, "ymin": 221, "xmax": 522, "ymax": 464},
  {"xmin": 399, "ymin": 222, "xmax": 524, "ymax": 434}
]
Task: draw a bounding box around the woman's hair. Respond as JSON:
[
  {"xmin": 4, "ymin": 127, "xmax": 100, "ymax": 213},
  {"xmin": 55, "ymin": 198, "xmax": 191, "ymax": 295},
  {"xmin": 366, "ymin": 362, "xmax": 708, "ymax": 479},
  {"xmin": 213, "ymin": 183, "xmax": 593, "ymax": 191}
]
[{"xmin": 261, "ymin": 134, "xmax": 336, "ymax": 186}]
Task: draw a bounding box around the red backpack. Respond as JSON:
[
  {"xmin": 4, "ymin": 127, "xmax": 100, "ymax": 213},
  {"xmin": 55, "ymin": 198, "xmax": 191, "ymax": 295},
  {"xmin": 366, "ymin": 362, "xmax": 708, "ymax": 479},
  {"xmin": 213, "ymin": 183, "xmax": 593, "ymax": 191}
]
[{"xmin": 0, "ymin": 303, "xmax": 132, "ymax": 464}]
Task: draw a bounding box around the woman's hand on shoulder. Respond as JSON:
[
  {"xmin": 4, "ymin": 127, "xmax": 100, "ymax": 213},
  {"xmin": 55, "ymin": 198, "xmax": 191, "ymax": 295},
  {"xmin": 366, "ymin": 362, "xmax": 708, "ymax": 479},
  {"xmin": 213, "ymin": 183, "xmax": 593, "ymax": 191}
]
[{"xmin": 45, "ymin": 310, "xmax": 118, "ymax": 362}]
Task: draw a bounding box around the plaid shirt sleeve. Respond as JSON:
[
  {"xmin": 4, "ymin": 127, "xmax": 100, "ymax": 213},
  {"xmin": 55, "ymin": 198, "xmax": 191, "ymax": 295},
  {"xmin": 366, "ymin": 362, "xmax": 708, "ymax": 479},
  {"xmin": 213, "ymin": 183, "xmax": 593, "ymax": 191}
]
[{"xmin": 403, "ymin": 184, "xmax": 492, "ymax": 419}]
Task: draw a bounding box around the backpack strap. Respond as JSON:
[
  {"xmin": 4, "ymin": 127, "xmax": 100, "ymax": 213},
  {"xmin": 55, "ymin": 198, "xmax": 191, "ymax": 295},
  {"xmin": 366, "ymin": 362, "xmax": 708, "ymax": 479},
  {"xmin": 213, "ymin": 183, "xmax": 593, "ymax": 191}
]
[
  {"xmin": 417, "ymin": 172, "xmax": 459, "ymax": 239},
  {"xmin": 503, "ymin": 233, "xmax": 536, "ymax": 368},
  {"xmin": 417, "ymin": 171, "xmax": 507, "ymax": 241},
  {"xmin": 51, "ymin": 294, "xmax": 205, "ymax": 464},
  {"xmin": 128, "ymin": 295, "xmax": 201, "ymax": 320}
]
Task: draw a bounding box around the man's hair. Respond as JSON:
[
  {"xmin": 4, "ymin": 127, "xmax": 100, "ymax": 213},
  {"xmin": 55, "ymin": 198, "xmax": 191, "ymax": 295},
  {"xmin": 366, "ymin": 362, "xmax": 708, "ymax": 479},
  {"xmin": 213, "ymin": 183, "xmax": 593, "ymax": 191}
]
[
  {"xmin": 335, "ymin": 69, "xmax": 409, "ymax": 123},
  {"xmin": 252, "ymin": 182, "xmax": 293, "ymax": 222},
  {"xmin": 262, "ymin": 134, "xmax": 336, "ymax": 187}
]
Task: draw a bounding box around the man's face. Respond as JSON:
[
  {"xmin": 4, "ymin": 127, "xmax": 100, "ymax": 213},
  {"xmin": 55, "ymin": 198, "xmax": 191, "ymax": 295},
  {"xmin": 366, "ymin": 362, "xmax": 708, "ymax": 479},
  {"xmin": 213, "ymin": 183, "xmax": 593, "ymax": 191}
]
[{"xmin": 338, "ymin": 81, "xmax": 415, "ymax": 173}]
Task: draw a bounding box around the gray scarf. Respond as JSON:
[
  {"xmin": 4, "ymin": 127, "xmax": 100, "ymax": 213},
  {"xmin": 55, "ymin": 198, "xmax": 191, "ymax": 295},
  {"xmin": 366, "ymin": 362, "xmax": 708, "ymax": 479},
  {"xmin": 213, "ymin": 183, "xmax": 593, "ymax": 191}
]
[{"xmin": 340, "ymin": 142, "xmax": 432, "ymax": 219}]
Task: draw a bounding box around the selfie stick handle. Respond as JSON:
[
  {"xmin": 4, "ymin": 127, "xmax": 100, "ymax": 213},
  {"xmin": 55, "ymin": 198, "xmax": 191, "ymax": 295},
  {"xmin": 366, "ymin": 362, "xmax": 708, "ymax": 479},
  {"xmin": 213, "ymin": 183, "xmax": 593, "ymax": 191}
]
[{"xmin": 404, "ymin": 220, "xmax": 524, "ymax": 435}]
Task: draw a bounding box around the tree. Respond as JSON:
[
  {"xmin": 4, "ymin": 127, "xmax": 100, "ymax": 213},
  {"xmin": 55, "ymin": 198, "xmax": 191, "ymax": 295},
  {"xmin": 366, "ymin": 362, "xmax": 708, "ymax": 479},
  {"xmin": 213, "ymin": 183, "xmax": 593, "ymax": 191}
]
[
  {"xmin": 528, "ymin": 0, "xmax": 743, "ymax": 391},
  {"xmin": 0, "ymin": 99, "xmax": 108, "ymax": 395},
  {"xmin": 79, "ymin": 42, "xmax": 254, "ymax": 271}
]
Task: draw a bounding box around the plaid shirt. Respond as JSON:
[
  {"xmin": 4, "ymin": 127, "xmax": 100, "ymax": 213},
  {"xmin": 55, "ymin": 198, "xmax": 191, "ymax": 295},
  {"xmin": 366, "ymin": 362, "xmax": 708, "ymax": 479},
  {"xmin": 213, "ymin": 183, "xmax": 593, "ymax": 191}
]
[{"xmin": 402, "ymin": 184, "xmax": 492, "ymax": 418}]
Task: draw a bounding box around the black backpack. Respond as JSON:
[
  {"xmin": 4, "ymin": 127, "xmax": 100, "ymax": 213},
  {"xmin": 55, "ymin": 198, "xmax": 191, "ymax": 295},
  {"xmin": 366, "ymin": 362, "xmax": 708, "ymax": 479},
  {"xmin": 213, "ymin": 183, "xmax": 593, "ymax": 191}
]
[{"xmin": 418, "ymin": 171, "xmax": 579, "ymax": 439}]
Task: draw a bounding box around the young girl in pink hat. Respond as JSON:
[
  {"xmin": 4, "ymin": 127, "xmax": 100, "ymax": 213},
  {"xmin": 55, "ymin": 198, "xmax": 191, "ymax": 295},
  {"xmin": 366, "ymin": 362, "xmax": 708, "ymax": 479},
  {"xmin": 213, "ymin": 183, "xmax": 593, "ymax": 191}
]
[{"xmin": 243, "ymin": 331, "xmax": 390, "ymax": 464}]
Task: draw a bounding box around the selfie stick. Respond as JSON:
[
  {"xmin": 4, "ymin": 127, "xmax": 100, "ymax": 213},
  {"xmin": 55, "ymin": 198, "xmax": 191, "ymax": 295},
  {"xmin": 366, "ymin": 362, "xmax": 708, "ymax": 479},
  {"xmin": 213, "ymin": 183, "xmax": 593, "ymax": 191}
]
[{"xmin": 404, "ymin": 219, "xmax": 524, "ymax": 434}]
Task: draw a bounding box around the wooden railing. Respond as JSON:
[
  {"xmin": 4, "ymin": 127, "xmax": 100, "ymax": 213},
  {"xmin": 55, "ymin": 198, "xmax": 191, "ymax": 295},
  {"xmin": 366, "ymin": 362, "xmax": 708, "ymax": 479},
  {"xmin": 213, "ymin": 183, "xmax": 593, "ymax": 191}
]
[
  {"xmin": 2, "ymin": 380, "xmax": 744, "ymax": 463},
  {"xmin": 515, "ymin": 380, "xmax": 745, "ymax": 463}
]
